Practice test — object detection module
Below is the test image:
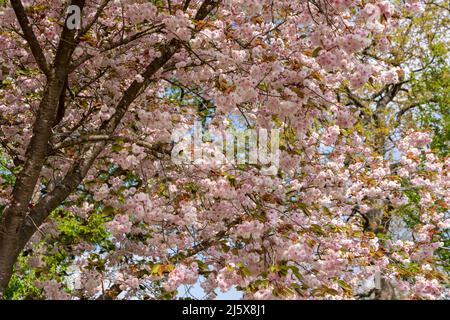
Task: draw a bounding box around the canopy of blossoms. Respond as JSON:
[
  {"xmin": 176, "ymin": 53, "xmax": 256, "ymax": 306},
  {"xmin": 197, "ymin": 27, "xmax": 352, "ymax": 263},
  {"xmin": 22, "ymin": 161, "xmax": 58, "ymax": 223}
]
[{"xmin": 0, "ymin": 0, "xmax": 448, "ymax": 299}]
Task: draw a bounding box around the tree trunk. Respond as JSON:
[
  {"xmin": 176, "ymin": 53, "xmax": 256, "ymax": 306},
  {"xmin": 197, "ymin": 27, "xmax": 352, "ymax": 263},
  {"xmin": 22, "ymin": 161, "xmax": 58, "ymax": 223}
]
[{"xmin": 0, "ymin": 231, "xmax": 21, "ymax": 297}]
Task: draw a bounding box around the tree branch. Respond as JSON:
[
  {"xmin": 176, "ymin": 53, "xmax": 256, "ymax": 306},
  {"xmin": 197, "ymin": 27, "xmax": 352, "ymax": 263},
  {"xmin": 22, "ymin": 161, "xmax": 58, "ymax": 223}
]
[
  {"xmin": 183, "ymin": 0, "xmax": 192, "ymax": 11},
  {"xmin": 10, "ymin": 0, "xmax": 51, "ymax": 76},
  {"xmin": 51, "ymin": 134, "xmax": 171, "ymax": 158},
  {"xmin": 77, "ymin": 0, "xmax": 112, "ymax": 40},
  {"xmin": 69, "ymin": 24, "xmax": 164, "ymax": 72},
  {"xmin": 395, "ymin": 103, "xmax": 419, "ymax": 126},
  {"xmin": 376, "ymin": 81, "xmax": 407, "ymax": 109},
  {"xmin": 169, "ymin": 217, "xmax": 242, "ymax": 263}
]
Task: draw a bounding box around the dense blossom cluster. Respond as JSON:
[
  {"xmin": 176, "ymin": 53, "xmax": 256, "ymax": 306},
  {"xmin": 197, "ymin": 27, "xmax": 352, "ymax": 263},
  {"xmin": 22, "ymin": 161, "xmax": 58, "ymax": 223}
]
[{"xmin": 0, "ymin": 0, "xmax": 448, "ymax": 299}]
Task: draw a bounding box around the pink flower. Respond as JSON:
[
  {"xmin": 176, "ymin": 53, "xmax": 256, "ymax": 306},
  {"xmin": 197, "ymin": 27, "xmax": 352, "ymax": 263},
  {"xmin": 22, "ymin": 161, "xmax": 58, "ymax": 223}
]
[
  {"xmin": 135, "ymin": 74, "xmax": 144, "ymax": 83},
  {"xmin": 322, "ymin": 125, "xmax": 340, "ymax": 145},
  {"xmin": 164, "ymin": 263, "xmax": 198, "ymax": 292},
  {"xmin": 339, "ymin": 33, "xmax": 371, "ymax": 53},
  {"xmin": 107, "ymin": 214, "xmax": 132, "ymax": 236}
]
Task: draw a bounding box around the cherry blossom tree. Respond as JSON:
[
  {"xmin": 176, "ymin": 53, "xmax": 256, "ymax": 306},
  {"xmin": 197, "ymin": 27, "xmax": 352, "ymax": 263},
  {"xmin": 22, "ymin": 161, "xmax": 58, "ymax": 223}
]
[{"xmin": 0, "ymin": 0, "xmax": 448, "ymax": 299}]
